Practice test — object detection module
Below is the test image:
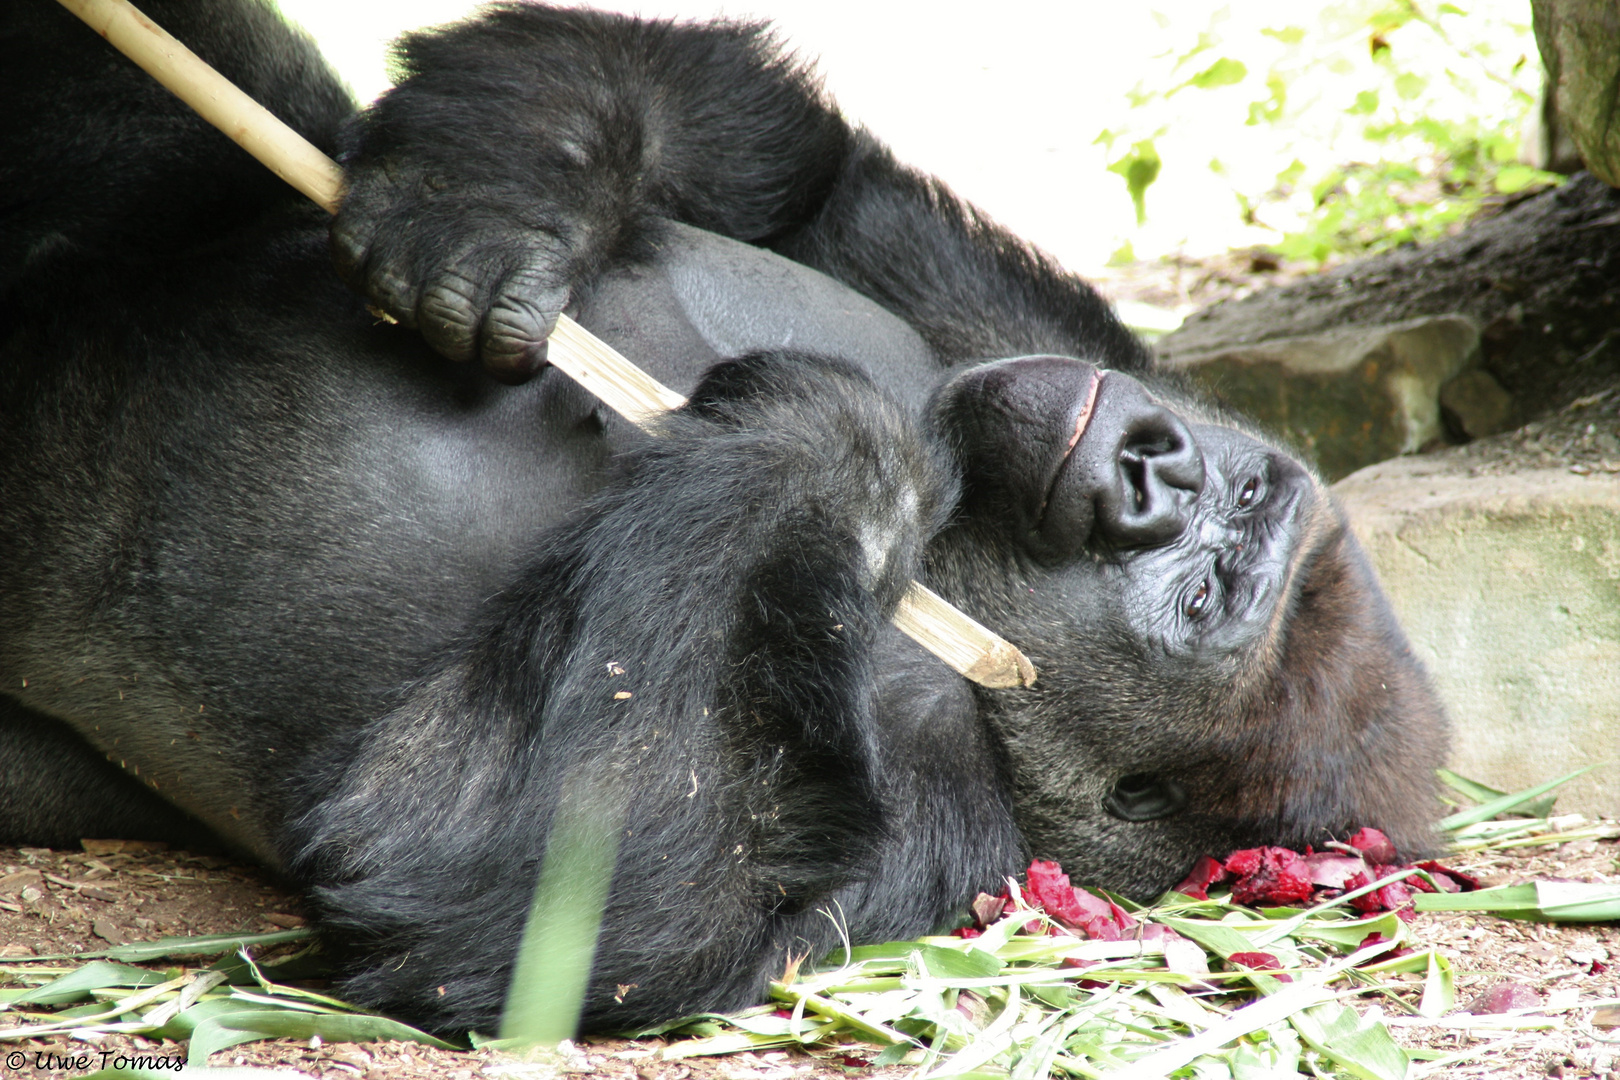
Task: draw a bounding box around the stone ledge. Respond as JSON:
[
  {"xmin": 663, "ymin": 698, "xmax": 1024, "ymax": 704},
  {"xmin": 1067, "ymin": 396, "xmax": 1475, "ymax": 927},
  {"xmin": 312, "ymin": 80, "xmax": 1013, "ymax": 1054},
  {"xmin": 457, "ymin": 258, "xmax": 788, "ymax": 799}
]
[{"xmin": 1334, "ymin": 455, "xmax": 1620, "ymax": 817}]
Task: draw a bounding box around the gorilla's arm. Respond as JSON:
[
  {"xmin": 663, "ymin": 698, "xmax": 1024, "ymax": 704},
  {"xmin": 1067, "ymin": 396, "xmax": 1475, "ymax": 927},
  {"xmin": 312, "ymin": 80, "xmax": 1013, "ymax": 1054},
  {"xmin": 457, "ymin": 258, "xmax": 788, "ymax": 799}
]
[
  {"xmin": 286, "ymin": 352, "xmax": 1018, "ymax": 1032},
  {"xmin": 0, "ymin": 0, "xmax": 351, "ymax": 288},
  {"xmin": 334, "ymin": 5, "xmax": 1152, "ymax": 376}
]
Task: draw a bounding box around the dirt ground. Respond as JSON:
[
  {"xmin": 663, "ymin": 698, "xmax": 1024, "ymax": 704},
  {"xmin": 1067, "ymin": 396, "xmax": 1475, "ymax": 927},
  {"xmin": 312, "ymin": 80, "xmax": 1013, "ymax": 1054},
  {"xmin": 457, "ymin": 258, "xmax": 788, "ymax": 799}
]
[{"xmin": 1, "ymin": 832, "xmax": 1617, "ymax": 1080}]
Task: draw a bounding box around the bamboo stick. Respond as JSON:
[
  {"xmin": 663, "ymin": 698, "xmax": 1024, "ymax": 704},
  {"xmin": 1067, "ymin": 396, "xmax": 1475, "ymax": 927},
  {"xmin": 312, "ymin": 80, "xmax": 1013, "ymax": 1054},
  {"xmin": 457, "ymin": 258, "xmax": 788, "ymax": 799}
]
[{"xmin": 56, "ymin": 0, "xmax": 1036, "ymax": 689}]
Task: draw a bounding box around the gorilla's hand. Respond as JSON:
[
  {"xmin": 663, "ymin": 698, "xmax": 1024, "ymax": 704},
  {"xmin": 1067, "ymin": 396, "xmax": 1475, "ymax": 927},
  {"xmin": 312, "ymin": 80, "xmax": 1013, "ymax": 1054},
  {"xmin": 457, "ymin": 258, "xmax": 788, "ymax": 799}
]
[
  {"xmin": 331, "ymin": 169, "xmax": 574, "ymax": 384},
  {"xmin": 326, "ymin": 6, "xmax": 851, "ymax": 382}
]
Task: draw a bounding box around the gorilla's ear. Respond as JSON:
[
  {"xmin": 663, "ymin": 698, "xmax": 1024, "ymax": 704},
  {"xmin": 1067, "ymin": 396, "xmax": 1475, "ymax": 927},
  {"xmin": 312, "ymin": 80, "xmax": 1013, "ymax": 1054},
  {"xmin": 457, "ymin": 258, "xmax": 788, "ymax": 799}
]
[{"xmin": 1103, "ymin": 773, "xmax": 1187, "ymax": 822}]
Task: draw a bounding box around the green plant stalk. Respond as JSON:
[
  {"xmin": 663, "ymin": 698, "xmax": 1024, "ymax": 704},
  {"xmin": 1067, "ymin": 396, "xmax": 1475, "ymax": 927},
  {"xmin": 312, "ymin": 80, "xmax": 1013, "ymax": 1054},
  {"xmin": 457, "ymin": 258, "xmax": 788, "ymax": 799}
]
[{"xmin": 499, "ymin": 773, "xmax": 626, "ymax": 1045}]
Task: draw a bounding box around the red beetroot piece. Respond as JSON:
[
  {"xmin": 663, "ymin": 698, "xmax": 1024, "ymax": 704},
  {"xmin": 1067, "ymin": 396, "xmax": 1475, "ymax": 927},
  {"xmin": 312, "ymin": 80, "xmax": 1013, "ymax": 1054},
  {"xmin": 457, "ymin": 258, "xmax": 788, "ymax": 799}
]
[
  {"xmin": 1224, "ymin": 846, "xmax": 1315, "ymax": 906},
  {"xmin": 1174, "ymin": 855, "xmax": 1228, "ymax": 900}
]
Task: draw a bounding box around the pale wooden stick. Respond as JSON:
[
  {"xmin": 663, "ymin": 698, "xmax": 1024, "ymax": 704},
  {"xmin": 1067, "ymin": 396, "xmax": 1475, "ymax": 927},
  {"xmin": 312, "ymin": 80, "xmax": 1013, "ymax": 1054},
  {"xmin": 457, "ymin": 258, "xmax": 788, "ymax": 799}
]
[{"xmin": 57, "ymin": 0, "xmax": 1036, "ymax": 689}]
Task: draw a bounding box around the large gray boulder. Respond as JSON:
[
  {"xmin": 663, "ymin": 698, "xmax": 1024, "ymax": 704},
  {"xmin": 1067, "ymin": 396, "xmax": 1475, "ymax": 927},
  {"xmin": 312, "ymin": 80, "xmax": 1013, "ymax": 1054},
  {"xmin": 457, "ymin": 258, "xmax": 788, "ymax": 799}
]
[{"xmin": 1334, "ymin": 454, "xmax": 1620, "ymax": 818}]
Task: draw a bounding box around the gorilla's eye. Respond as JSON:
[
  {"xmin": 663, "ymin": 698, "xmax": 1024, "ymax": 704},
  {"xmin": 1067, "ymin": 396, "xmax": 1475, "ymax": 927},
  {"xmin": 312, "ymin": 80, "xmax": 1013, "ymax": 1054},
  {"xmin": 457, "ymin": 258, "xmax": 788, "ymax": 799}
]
[
  {"xmin": 1236, "ymin": 477, "xmax": 1261, "ymax": 508},
  {"xmin": 1184, "ymin": 580, "xmax": 1211, "ymax": 619}
]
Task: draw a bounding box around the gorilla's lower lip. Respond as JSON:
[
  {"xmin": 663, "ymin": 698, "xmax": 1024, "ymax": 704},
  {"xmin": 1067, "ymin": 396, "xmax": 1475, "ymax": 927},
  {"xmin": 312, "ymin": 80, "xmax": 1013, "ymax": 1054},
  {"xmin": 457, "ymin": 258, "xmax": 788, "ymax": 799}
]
[{"xmin": 1038, "ymin": 368, "xmax": 1103, "ymax": 517}]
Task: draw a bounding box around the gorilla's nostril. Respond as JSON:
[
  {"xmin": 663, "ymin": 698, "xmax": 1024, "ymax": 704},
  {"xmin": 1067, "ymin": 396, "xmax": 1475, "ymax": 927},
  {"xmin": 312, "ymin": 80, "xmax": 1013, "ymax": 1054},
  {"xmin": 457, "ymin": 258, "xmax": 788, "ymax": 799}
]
[
  {"xmin": 1097, "ymin": 405, "xmax": 1204, "ymax": 547},
  {"xmin": 1121, "ymin": 413, "xmax": 1205, "ymax": 494}
]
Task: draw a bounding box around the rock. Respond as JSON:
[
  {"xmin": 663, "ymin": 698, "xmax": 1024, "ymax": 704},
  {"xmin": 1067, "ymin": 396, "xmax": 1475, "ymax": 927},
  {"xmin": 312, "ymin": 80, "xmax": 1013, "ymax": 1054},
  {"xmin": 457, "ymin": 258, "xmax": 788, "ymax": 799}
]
[
  {"xmin": 1465, "ymin": 981, "xmax": 1542, "ymax": 1014},
  {"xmin": 1161, "ymin": 315, "xmax": 1480, "ymax": 480},
  {"xmin": 0, "ymin": 869, "xmax": 43, "ymax": 896},
  {"xmin": 1440, "ymin": 369, "xmax": 1519, "ymax": 439},
  {"xmin": 1334, "ymin": 454, "xmax": 1620, "ymax": 818},
  {"xmin": 91, "ymin": 918, "xmax": 128, "ymax": 945},
  {"xmin": 1532, "ymin": 0, "xmax": 1620, "ymax": 187},
  {"xmin": 1156, "ymin": 177, "xmax": 1620, "ymax": 429}
]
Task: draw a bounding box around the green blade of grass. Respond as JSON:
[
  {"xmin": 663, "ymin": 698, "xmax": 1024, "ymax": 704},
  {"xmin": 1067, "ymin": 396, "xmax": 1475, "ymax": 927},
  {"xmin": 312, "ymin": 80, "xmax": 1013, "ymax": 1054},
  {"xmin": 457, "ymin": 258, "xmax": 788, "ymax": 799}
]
[
  {"xmin": 498, "ymin": 771, "xmax": 626, "ymax": 1046},
  {"xmin": 1436, "ymin": 769, "xmax": 1555, "ymax": 817},
  {"xmin": 1437, "ymin": 767, "xmax": 1593, "ymax": 832},
  {"xmin": 10, "ymin": 962, "xmax": 171, "ymax": 1007},
  {"xmin": 1412, "ymin": 881, "xmax": 1620, "ymax": 921},
  {"xmin": 187, "ymin": 1008, "xmax": 456, "ymax": 1066}
]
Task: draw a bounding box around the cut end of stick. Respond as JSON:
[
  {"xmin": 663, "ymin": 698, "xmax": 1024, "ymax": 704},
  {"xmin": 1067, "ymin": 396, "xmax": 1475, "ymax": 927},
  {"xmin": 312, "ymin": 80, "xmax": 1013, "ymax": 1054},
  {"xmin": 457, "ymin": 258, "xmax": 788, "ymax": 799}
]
[
  {"xmin": 893, "ymin": 583, "xmax": 1036, "ymax": 689},
  {"xmin": 966, "ymin": 644, "xmax": 1038, "ymax": 690}
]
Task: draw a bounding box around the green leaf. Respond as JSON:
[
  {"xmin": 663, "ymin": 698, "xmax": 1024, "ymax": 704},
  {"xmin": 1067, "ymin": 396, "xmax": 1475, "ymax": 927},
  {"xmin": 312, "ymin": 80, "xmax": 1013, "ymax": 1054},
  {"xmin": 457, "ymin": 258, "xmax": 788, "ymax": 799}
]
[
  {"xmin": 499, "ymin": 775, "xmax": 625, "ymax": 1045},
  {"xmin": 1438, "ymin": 769, "xmax": 1557, "ymax": 818},
  {"xmin": 871, "ymin": 1042, "xmax": 912, "ymax": 1066},
  {"xmin": 102, "ymin": 930, "xmax": 313, "ymax": 962},
  {"xmin": 11, "ymin": 962, "xmax": 169, "ymax": 1006},
  {"xmin": 1108, "ymin": 140, "xmax": 1162, "ymax": 226},
  {"xmin": 1348, "ymin": 89, "xmax": 1381, "ymax": 116},
  {"xmin": 1290, "ymin": 1001, "xmax": 1409, "ymax": 1080},
  {"xmin": 147, "ymin": 997, "xmax": 273, "ymax": 1042},
  {"xmin": 1188, "ymin": 58, "xmax": 1248, "ymax": 90},
  {"xmin": 1394, "ymin": 72, "xmax": 1427, "ymax": 100},
  {"xmin": 1369, "ymin": 4, "xmax": 1416, "ymax": 34},
  {"xmin": 846, "ymin": 942, "xmax": 1004, "ymax": 979},
  {"xmin": 1535, "ymin": 882, "xmax": 1620, "ymax": 920},
  {"xmin": 1414, "ymin": 883, "xmax": 1539, "ymax": 915},
  {"xmin": 1246, "ymin": 75, "xmax": 1288, "ymax": 126},
  {"xmin": 187, "ymin": 1009, "xmax": 456, "ymax": 1067},
  {"xmin": 1438, "ymin": 767, "xmax": 1591, "ymax": 831},
  {"xmin": 1418, "ymin": 950, "xmax": 1455, "ymax": 1018},
  {"xmin": 1260, "ymin": 26, "xmax": 1306, "ymax": 45},
  {"xmin": 1413, "ymin": 881, "xmax": 1620, "ymax": 921},
  {"xmin": 1294, "ymin": 912, "xmax": 1402, "ymax": 951},
  {"xmin": 1157, "ymin": 917, "xmax": 1259, "ymax": 959}
]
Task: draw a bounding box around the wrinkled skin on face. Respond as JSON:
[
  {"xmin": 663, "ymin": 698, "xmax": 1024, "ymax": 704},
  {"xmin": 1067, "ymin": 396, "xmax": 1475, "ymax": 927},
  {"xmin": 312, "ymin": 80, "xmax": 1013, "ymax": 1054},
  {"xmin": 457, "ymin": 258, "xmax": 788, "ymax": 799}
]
[{"xmin": 927, "ymin": 357, "xmax": 1449, "ymax": 898}]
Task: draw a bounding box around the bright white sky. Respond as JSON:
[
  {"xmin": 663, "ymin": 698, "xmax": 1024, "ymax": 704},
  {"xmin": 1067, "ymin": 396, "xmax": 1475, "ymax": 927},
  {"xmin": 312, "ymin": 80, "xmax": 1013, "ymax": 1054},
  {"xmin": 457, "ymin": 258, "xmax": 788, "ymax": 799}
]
[{"xmin": 274, "ymin": 0, "xmax": 1540, "ymax": 275}]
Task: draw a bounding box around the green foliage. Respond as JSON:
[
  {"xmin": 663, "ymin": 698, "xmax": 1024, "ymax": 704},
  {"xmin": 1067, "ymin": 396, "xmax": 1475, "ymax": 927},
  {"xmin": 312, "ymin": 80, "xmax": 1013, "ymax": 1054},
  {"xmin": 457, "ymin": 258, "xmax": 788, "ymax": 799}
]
[{"xmin": 1103, "ymin": 0, "xmax": 1563, "ymax": 263}]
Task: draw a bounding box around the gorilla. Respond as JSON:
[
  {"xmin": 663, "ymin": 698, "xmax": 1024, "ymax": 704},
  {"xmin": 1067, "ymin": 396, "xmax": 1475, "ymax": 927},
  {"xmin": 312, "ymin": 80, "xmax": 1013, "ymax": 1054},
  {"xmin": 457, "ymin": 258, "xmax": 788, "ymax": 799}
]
[{"xmin": 0, "ymin": 0, "xmax": 1448, "ymax": 1034}]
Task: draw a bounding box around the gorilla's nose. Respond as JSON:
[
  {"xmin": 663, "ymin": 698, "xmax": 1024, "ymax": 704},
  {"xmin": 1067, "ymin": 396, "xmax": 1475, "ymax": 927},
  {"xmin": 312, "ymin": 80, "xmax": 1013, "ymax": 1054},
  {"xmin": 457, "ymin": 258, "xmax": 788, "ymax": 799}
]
[
  {"xmin": 932, "ymin": 355, "xmax": 1205, "ymax": 561},
  {"xmin": 1072, "ymin": 377, "xmax": 1204, "ymax": 548}
]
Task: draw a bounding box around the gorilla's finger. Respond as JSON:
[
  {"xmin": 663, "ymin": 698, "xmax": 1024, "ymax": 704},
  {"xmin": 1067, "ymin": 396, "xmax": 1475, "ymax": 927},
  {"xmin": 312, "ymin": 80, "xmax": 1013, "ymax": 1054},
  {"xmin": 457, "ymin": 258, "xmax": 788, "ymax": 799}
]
[
  {"xmin": 333, "ymin": 210, "xmax": 423, "ymax": 329},
  {"xmin": 480, "ymin": 267, "xmax": 567, "ymax": 382},
  {"xmin": 418, "ymin": 266, "xmax": 491, "ymax": 364},
  {"xmin": 364, "ymin": 262, "xmax": 423, "ymax": 330},
  {"xmin": 329, "ymin": 216, "xmax": 372, "ymax": 286}
]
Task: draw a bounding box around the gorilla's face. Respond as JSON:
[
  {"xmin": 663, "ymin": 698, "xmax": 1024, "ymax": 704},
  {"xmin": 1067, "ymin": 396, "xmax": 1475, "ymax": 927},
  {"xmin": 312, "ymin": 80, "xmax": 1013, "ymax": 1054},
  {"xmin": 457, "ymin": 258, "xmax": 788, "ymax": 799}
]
[{"xmin": 928, "ymin": 357, "xmax": 1447, "ymax": 898}]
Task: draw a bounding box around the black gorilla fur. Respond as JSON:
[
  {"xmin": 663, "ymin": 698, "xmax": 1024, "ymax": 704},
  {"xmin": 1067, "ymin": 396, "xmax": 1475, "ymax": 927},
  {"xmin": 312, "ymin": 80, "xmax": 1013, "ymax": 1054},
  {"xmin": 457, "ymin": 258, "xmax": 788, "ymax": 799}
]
[{"xmin": 0, "ymin": 0, "xmax": 1449, "ymax": 1034}]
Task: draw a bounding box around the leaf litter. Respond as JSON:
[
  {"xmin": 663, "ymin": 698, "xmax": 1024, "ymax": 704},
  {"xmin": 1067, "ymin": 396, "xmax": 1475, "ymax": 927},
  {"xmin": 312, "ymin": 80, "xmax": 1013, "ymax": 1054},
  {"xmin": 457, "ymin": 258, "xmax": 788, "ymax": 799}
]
[{"xmin": 0, "ymin": 772, "xmax": 1615, "ymax": 1079}]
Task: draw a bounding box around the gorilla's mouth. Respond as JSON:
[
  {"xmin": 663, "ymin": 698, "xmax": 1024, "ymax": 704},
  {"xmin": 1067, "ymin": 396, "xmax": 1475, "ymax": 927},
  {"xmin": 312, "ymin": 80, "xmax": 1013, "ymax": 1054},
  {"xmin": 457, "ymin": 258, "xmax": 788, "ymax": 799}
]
[{"xmin": 1037, "ymin": 368, "xmax": 1103, "ymax": 520}]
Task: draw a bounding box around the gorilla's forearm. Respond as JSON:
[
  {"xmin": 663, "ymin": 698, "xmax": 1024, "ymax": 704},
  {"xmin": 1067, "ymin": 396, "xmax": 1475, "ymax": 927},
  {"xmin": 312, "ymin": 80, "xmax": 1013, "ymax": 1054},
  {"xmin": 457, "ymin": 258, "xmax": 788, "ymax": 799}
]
[
  {"xmin": 332, "ymin": 4, "xmax": 1151, "ymax": 375},
  {"xmin": 283, "ymin": 352, "xmax": 1009, "ymax": 1030}
]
